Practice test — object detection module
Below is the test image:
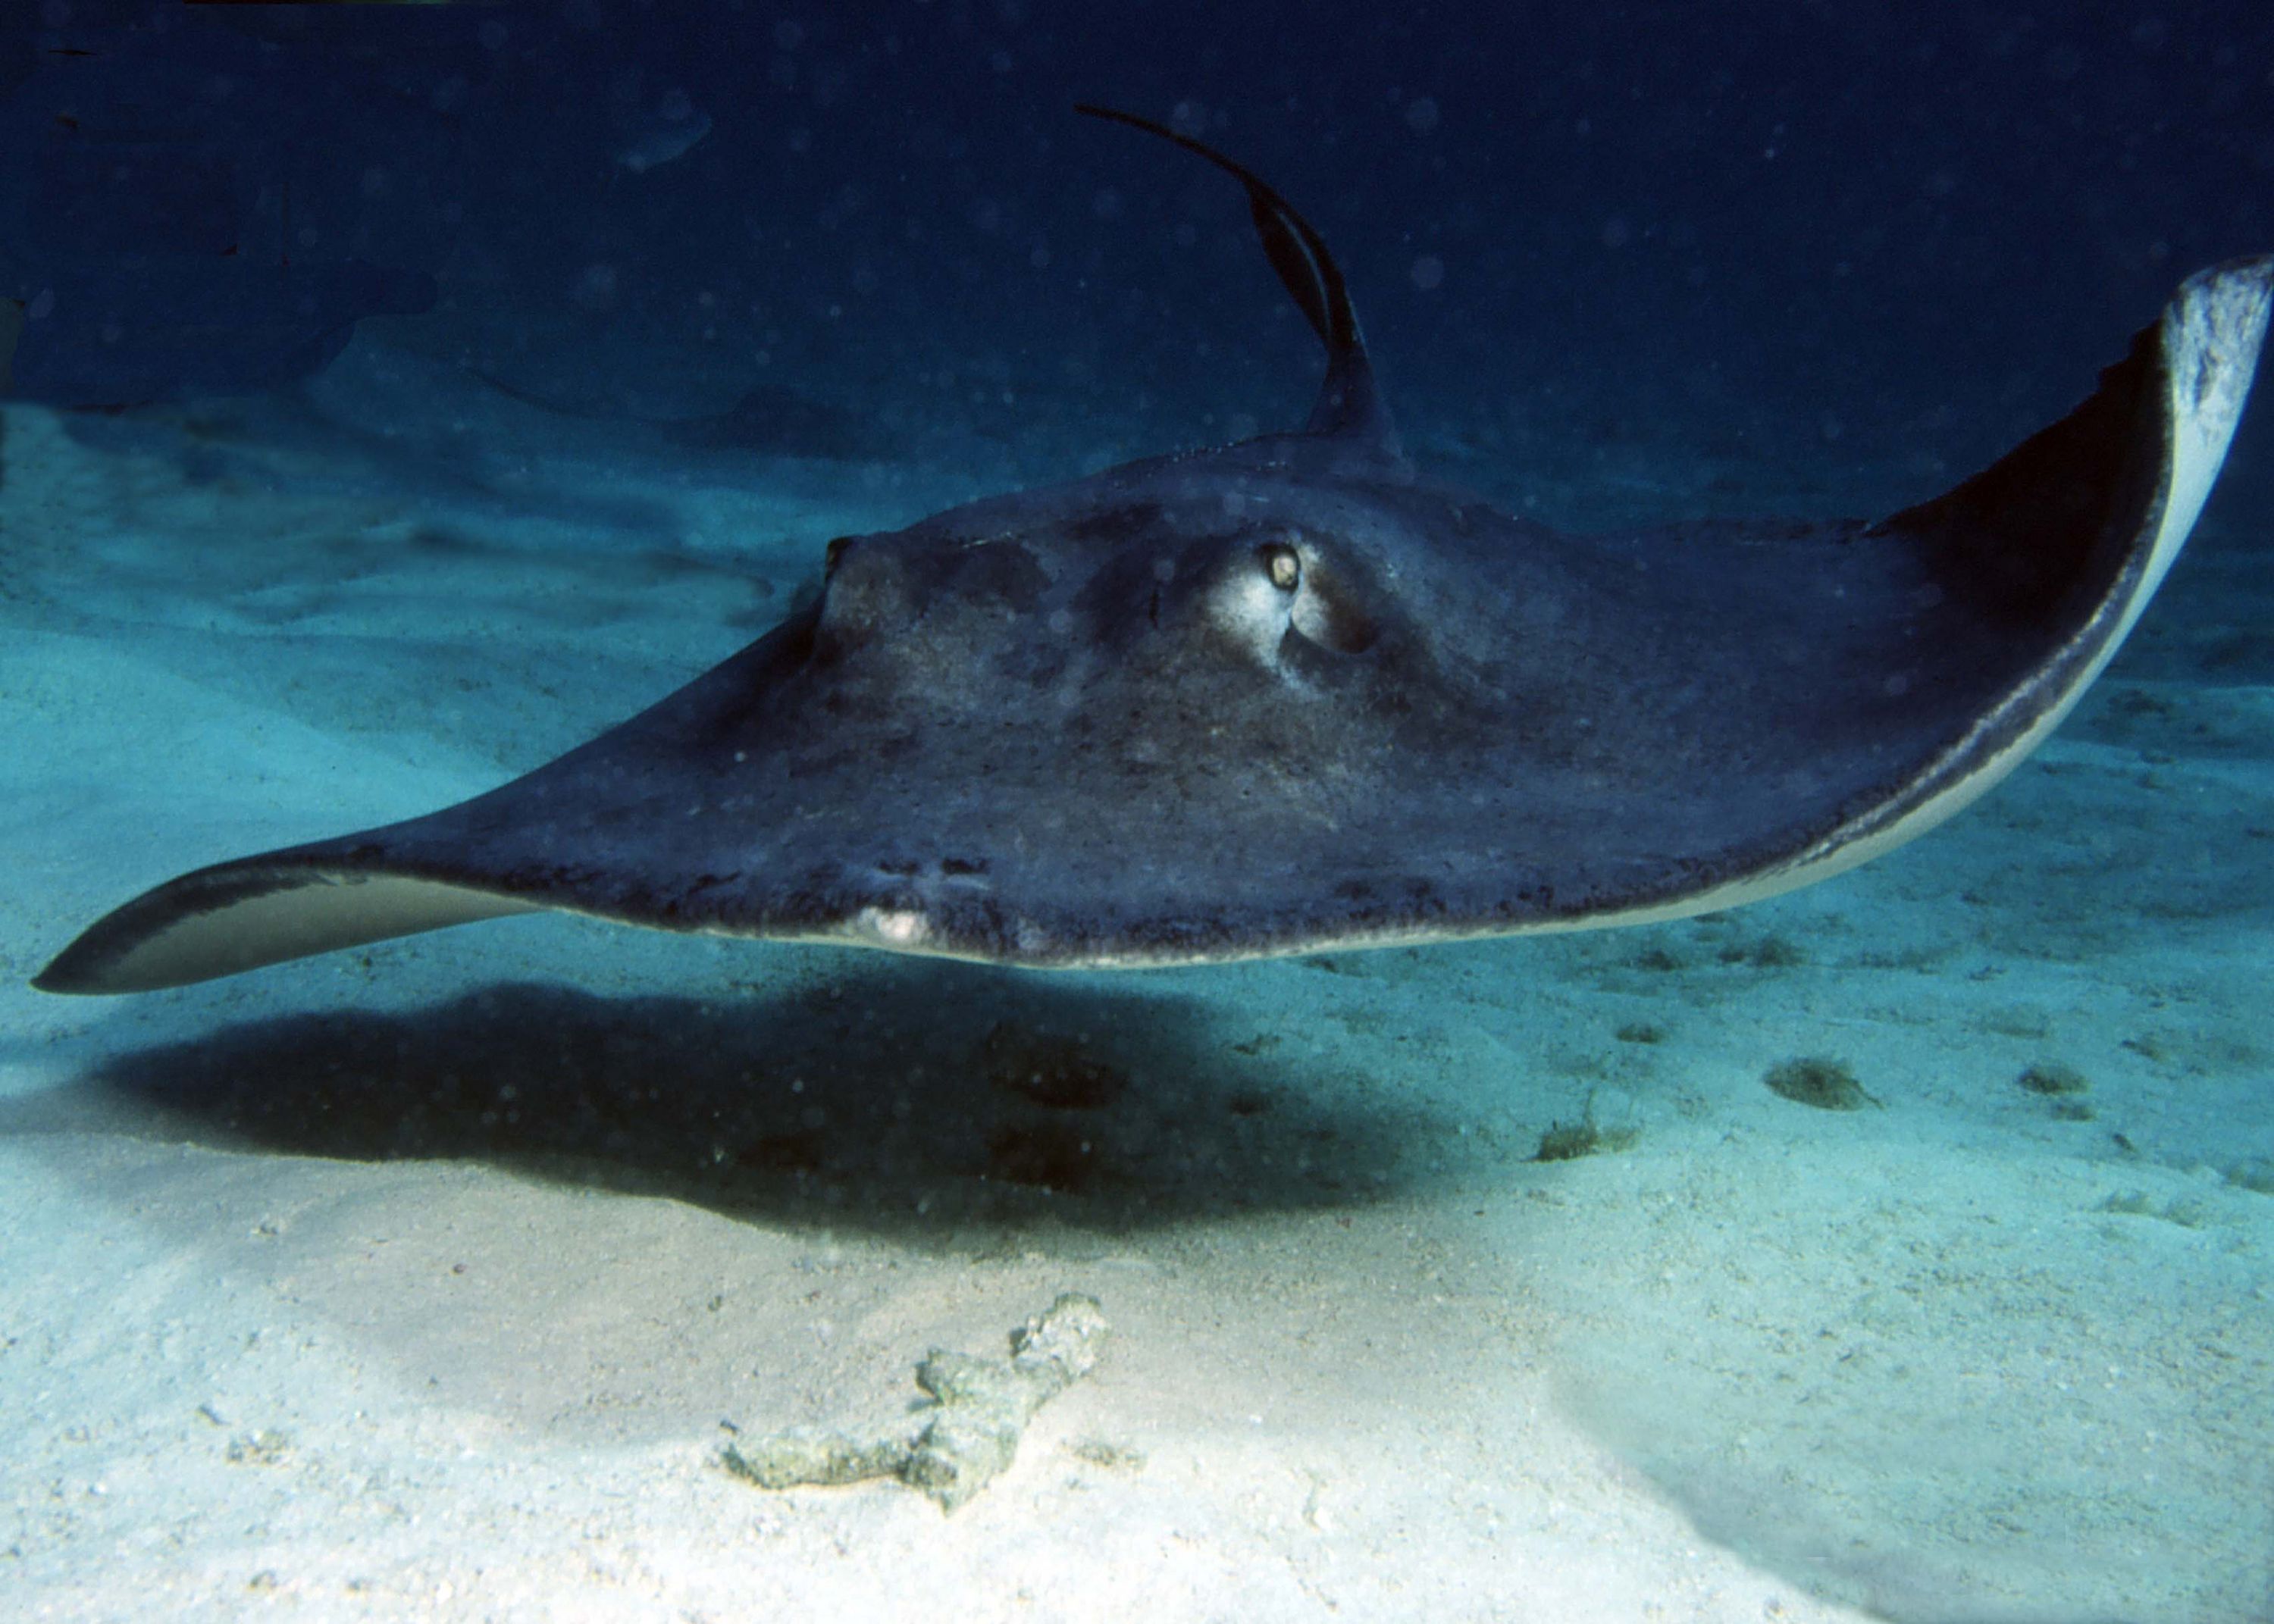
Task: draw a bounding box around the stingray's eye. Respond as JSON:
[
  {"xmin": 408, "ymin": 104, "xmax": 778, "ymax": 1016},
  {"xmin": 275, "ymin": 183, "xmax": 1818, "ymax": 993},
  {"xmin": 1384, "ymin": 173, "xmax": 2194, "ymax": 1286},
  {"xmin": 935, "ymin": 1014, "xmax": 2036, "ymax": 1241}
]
[{"xmin": 1259, "ymin": 540, "xmax": 1301, "ymax": 593}]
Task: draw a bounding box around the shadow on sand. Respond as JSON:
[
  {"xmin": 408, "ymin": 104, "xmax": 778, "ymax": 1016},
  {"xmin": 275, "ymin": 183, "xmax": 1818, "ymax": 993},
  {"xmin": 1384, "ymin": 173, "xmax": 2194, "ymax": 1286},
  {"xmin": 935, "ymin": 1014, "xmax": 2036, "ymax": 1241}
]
[{"xmin": 36, "ymin": 958, "xmax": 1450, "ymax": 1244}]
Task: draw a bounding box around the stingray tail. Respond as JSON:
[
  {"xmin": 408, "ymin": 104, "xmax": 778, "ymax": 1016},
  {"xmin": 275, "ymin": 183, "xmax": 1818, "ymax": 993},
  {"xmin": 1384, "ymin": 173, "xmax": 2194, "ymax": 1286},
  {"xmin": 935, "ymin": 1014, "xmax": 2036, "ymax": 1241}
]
[{"xmin": 1076, "ymin": 104, "xmax": 1399, "ymax": 453}]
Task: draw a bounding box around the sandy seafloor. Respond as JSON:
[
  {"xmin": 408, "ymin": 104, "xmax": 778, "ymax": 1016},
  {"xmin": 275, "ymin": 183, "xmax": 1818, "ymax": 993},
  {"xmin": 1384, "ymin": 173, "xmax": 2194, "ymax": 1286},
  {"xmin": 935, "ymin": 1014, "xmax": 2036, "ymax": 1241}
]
[{"xmin": 1, "ymin": 318, "xmax": 2270, "ymax": 1624}]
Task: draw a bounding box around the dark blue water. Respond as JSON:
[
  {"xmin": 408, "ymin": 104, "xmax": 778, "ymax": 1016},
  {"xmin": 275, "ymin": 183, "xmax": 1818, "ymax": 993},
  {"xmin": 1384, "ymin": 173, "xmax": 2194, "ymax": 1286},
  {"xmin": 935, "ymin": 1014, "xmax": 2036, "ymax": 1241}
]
[{"xmin": 8, "ymin": 3, "xmax": 2270, "ymax": 500}]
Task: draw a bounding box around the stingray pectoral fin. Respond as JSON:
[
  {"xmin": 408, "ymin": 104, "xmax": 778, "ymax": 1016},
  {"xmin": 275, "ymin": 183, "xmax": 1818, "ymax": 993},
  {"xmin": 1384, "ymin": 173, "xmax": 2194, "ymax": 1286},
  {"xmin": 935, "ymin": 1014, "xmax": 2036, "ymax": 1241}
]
[
  {"xmin": 1740, "ymin": 253, "xmax": 2273, "ymax": 909},
  {"xmin": 31, "ymin": 858, "xmax": 540, "ymax": 995}
]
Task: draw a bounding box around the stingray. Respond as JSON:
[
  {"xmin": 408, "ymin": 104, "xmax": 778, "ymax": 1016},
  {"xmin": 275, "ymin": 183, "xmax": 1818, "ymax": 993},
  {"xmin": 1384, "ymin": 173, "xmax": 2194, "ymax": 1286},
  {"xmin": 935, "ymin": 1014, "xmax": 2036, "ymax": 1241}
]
[{"xmin": 34, "ymin": 108, "xmax": 2274, "ymax": 996}]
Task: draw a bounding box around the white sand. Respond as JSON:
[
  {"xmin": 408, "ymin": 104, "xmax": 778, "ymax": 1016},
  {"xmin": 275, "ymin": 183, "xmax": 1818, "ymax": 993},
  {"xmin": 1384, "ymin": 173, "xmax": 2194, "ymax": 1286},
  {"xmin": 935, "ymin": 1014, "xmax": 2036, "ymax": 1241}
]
[{"xmin": 1, "ymin": 327, "xmax": 2268, "ymax": 1621}]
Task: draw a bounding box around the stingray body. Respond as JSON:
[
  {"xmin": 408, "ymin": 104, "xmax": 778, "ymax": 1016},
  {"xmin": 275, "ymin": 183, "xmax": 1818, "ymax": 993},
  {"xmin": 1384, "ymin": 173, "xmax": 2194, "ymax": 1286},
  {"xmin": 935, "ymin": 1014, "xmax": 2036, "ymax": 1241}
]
[{"xmin": 36, "ymin": 110, "xmax": 2274, "ymax": 995}]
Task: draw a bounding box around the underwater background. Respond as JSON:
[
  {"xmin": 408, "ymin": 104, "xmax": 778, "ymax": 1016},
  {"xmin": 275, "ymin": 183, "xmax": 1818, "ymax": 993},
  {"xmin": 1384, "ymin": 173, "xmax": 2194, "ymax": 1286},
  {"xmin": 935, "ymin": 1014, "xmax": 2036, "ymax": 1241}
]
[{"xmin": 2, "ymin": 2, "xmax": 2270, "ymax": 1619}]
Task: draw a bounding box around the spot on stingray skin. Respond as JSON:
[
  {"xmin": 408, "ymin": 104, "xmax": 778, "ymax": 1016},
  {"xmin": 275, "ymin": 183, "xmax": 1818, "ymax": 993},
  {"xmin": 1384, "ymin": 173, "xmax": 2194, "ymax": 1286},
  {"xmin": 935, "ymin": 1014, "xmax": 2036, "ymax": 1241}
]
[{"xmin": 859, "ymin": 908, "xmax": 929, "ymax": 947}]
